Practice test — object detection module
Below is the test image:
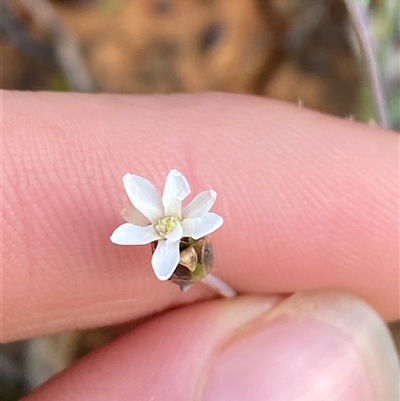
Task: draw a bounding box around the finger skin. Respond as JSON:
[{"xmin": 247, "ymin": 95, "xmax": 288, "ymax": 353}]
[
  {"xmin": 21, "ymin": 293, "xmax": 399, "ymax": 401},
  {"xmin": 2, "ymin": 91, "xmax": 399, "ymax": 341}
]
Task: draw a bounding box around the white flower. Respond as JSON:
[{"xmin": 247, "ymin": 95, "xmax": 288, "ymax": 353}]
[{"xmin": 110, "ymin": 169, "xmax": 223, "ymax": 281}]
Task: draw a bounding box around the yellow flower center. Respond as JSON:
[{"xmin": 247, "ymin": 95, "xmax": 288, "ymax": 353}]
[{"xmin": 154, "ymin": 216, "xmax": 181, "ymax": 239}]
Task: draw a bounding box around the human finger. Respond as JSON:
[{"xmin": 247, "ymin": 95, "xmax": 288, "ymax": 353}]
[
  {"xmin": 22, "ymin": 292, "xmax": 399, "ymax": 401},
  {"xmin": 3, "ymin": 91, "xmax": 398, "ymax": 342}
]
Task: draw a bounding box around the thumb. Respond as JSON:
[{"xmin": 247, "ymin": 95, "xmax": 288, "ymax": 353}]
[
  {"xmin": 23, "ymin": 292, "xmax": 398, "ymax": 401},
  {"xmin": 203, "ymin": 292, "xmax": 399, "ymax": 401}
]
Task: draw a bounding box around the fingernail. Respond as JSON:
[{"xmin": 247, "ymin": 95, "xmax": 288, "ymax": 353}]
[{"xmin": 202, "ymin": 291, "xmax": 399, "ymax": 401}]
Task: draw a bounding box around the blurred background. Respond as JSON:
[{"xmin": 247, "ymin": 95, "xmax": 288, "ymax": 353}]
[{"xmin": 1, "ymin": 0, "xmax": 399, "ymax": 399}]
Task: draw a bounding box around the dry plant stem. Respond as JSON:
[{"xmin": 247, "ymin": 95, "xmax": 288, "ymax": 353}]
[
  {"xmin": 201, "ymin": 274, "xmax": 237, "ymax": 298},
  {"xmin": 285, "ymin": 0, "xmax": 332, "ymax": 54},
  {"xmin": 343, "ymin": 0, "xmax": 390, "ymax": 128},
  {"xmin": 18, "ymin": 0, "xmax": 95, "ymax": 92},
  {"xmin": 1, "ymin": 1, "xmax": 53, "ymax": 62}
]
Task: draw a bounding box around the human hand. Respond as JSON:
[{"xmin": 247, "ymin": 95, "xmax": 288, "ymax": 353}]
[{"xmin": 3, "ymin": 91, "xmax": 399, "ymax": 400}]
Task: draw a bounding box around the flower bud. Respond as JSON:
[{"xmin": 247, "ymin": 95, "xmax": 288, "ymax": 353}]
[{"xmin": 152, "ymin": 236, "xmax": 214, "ymax": 290}]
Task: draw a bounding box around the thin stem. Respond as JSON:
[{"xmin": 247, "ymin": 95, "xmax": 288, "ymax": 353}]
[
  {"xmin": 285, "ymin": 0, "xmax": 332, "ymax": 54},
  {"xmin": 201, "ymin": 274, "xmax": 237, "ymax": 298},
  {"xmin": 1, "ymin": 1, "xmax": 53, "ymax": 62},
  {"xmin": 343, "ymin": 0, "xmax": 390, "ymax": 128},
  {"xmin": 18, "ymin": 0, "xmax": 95, "ymax": 92}
]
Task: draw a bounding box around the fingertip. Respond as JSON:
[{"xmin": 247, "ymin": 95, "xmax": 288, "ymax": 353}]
[
  {"xmin": 3, "ymin": 91, "xmax": 398, "ymax": 341},
  {"xmin": 22, "ymin": 292, "xmax": 398, "ymax": 401},
  {"xmin": 203, "ymin": 291, "xmax": 399, "ymax": 401}
]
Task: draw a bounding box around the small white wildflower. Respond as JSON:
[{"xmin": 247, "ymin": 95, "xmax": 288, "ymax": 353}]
[{"xmin": 110, "ymin": 169, "xmax": 223, "ymax": 281}]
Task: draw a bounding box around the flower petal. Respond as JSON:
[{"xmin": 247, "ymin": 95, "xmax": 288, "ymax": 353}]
[
  {"xmin": 121, "ymin": 205, "xmax": 150, "ymax": 226},
  {"xmin": 110, "ymin": 223, "xmax": 160, "ymax": 245},
  {"xmin": 182, "ymin": 190, "xmax": 217, "ymax": 218},
  {"xmin": 123, "ymin": 173, "xmax": 164, "ymax": 223},
  {"xmin": 181, "ymin": 213, "xmax": 223, "ymax": 239},
  {"xmin": 165, "ymin": 223, "xmax": 183, "ymax": 244},
  {"xmin": 162, "ymin": 169, "xmax": 191, "ymax": 217},
  {"xmin": 151, "ymin": 240, "xmax": 180, "ymax": 280}
]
